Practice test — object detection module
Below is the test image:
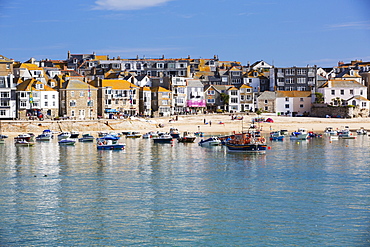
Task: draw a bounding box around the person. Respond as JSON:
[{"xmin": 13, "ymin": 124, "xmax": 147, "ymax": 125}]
[
  {"xmin": 209, "ymin": 120, "xmax": 212, "ymax": 126},
  {"xmin": 204, "ymin": 119, "xmax": 206, "ymax": 124}
]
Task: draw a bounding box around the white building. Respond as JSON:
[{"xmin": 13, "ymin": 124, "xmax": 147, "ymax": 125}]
[{"xmin": 276, "ymin": 91, "xmax": 311, "ymax": 116}]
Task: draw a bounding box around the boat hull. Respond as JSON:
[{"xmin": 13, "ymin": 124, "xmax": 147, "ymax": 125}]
[
  {"xmin": 97, "ymin": 144, "xmax": 125, "ymax": 150},
  {"xmin": 226, "ymin": 143, "xmax": 267, "ymax": 152},
  {"xmin": 178, "ymin": 137, "xmax": 196, "ymax": 143},
  {"xmin": 153, "ymin": 138, "xmax": 173, "ymax": 143}
]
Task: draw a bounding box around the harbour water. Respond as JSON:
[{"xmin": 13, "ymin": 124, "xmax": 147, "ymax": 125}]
[{"xmin": 0, "ymin": 135, "xmax": 369, "ymax": 246}]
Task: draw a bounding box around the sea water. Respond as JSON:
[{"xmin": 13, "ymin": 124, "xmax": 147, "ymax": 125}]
[{"xmin": 0, "ymin": 135, "xmax": 369, "ymax": 246}]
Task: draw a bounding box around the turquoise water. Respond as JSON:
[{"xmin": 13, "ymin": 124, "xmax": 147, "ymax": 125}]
[{"xmin": 0, "ymin": 135, "xmax": 369, "ymax": 246}]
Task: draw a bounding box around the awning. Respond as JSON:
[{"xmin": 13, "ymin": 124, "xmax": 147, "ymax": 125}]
[{"xmin": 105, "ymin": 109, "xmax": 119, "ymax": 113}]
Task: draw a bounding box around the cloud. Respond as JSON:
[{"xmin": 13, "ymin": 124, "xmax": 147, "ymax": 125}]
[
  {"xmin": 327, "ymin": 21, "xmax": 370, "ymax": 30},
  {"xmin": 93, "ymin": 0, "xmax": 173, "ymax": 10}
]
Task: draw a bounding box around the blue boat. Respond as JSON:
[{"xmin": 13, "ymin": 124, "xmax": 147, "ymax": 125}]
[
  {"xmin": 269, "ymin": 131, "xmax": 284, "ymax": 141},
  {"xmin": 225, "ymin": 132, "xmax": 267, "ymax": 153},
  {"xmin": 97, "ymin": 139, "xmax": 125, "ymax": 150}
]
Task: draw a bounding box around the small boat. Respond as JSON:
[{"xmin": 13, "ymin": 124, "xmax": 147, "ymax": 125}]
[
  {"xmin": 58, "ymin": 139, "xmax": 76, "ymax": 146},
  {"xmin": 356, "ymin": 127, "xmax": 367, "ymax": 135},
  {"xmin": 153, "ymin": 134, "xmax": 173, "ymax": 143},
  {"xmin": 58, "ymin": 132, "xmax": 71, "ymax": 140},
  {"xmin": 178, "ymin": 131, "xmax": 196, "ymax": 143},
  {"xmin": 70, "ymin": 131, "xmax": 80, "ymax": 138},
  {"xmin": 0, "ymin": 138, "xmax": 4, "ymax": 144},
  {"xmin": 338, "ymin": 129, "xmax": 356, "ymax": 139},
  {"xmin": 126, "ymin": 131, "xmax": 142, "ymax": 138},
  {"xmin": 78, "ymin": 133, "xmax": 94, "ymax": 142},
  {"xmin": 225, "ymin": 132, "xmax": 267, "ymax": 152},
  {"xmin": 0, "ymin": 134, "xmax": 8, "ymax": 139},
  {"xmin": 15, "ymin": 140, "xmax": 35, "ymax": 147},
  {"xmin": 290, "ymin": 128, "xmax": 309, "ymax": 140},
  {"xmin": 269, "ymin": 131, "xmax": 284, "ymax": 141},
  {"xmin": 14, "ymin": 133, "xmax": 34, "ymax": 142},
  {"xmin": 198, "ymin": 137, "xmax": 221, "ymax": 146},
  {"xmin": 324, "ymin": 127, "xmax": 337, "ymax": 136},
  {"xmin": 142, "ymin": 132, "xmax": 152, "ymax": 139},
  {"xmin": 169, "ymin": 128, "xmax": 180, "ymax": 138},
  {"xmin": 98, "ymin": 131, "xmax": 109, "ymax": 137},
  {"xmin": 99, "ymin": 132, "xmax": 120, "ymax": 141},
  {"xmin": 97, "ymin": 139, "xmax": 125, "ymax": 150},
  {"xmin": 194, "ymin": 131, "xmax": 204, "ymax": 137},
  {"xmin": 36, "ymin": 130, "xmax": 53, "ymax": 141}
]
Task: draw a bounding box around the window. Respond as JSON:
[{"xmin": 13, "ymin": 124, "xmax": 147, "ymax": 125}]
[
  {"xmin": 285, "ymin": 98, "xmax": 289, "ymax": 102},
  {"xmin": 264, "ymin": 106, "xmax": 268, "ymax": 111},
  {"xmin": 71, "ymin": 110, "xmax": 75, "ymax": 117},
  {"xmin": 0, "ymin": 110, "xmax": 5, "ymax": 116},
  {"xmin": 53, "ymin": 101, "xmax": 56, "ymax": 107},
  {"xmin": 20, "ymin": 101, "xmax": 27, "ymax": 107},
  {"xmin": 297, "ymin": 87, "xmax": 306, "ymax": 91},
  {"xmin": 360, "ymin": 90, "xmax": 363, "ymax": 95},
  {"xmin": 70, "ymin": 100, "xmax": 76, "ymax": 107},
  {"xmin": 44, "ymin": 102, "xmax": 48, "ymax": 107},
  {"xmin": 162, "ymin": 92, "xmax": 169, "ymax": 98},
  {"xmin": 87, "ymin": 100, "xmax": 94, "ymax": 107},
  {"xmin": 71, "ymin": 91, "xmax": 75, "ymax": 97},
  {"xmin": 44, "ymin": 95, "xmax": 48, "ymax": 99},
  {"xmin": 300, "ymin": 98, "xmax": 304, "ymax": 102},
  {"xmin": 264, "ymin": 100, "xmax": 268, "ymax": 104},
  {"xmin": 340, "ymin": 90, "xmax": 344, "ymax": 95},
  {"xmin": 231, "ymin": 98, "xmax": 238, "ymax": 103},
  {"xmin": 297, "ymin": 69, "xmax": 307, "ymax": 75},
  {"xmin": 285, "ymin": 104, "xmax": 289, "ymax": 108},
  {"xmin": 162, "ymin": 100, "xmax": 168, "ymax": 105},
  {"xmin": 285, "ymin": 78, "xmax": 294, "ymax": 84},
  {"xmin": 240, "ymin": 95, "xmax": 245, "ymax": 101},
  {"xmin": 285, "ymin": 69, "xmax": 295, "ymax": 75},
  {"xmin": 300, "ymin": 104, "xmax": 304, "ymax": 108},
  {"xmin": 230, "ymin": 91, "xmax": 238, "ymax": 96},
  {"xmin": 0, "ymin": 92, "xmax": 9, "ymax": 98},
  {"xmin": 156, "ymin": 63, "xmax": 164, "ymax": 69},
  {"xmin": 297, "ymin": 78, "xmax": 306, "ymax": 84},
  {"xmin": 208, "ymin": 90, "xmax": 215, "ymax": 95},
  {"xmin": 80, "ymin": 91, "xmax": 84, "ymax": 97},
  {"xmin": 350, "ymin": 90, "xmax": 354, "ymax": 95},
  {"xmin": 362, "ymin": 102, "xmax": 367, "ymax": 107},
  {"xmin": 207, "ymin": 99, "xmax": 215, "ymax": 103},
  {"xmin": 0, "ymin": 100, "xmax": 9, "ymax": 106},
  {"xmin": 331, "ymin": 90, "xmax": 335, "ymax": 95}
]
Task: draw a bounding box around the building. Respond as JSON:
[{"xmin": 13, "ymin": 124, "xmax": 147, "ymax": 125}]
[
  {"xmin": 151, "ymin": 86, "xmax": 172, "ymax": 117},
  {"xmin": 271, "ymin": 66, "xmax": 318, "ymax": 92},
  {"xmin": 0, "ymin": 55, "xmax": 16, "ymax": 119},
  {"xmin": 276, "ymin": 91, "xmax": 312, "ymax": 116},
  {"xmin": 139, "ymin": 86, "xmax": 152, "ymax": 117},
  {"xmin": 186, "ymin": 79, "xmax": 206, "ymax": 114}
]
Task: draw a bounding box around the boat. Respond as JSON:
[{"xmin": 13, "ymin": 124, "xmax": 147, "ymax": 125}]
[
  {"xmin": 14, "ymin": 133, "xmax": 34, "ymax": 142},
  {"xmin": 324, "ymin": 127, "xmax": 337, "ymax": 136},
  {"xmin": 126, "ymin": 131, "xmax": 142, "ymax": 138},
  {"xmin": 225, "ymin": 132, "xmax": 267, "ymax": 153},
  {"xmin": 153, "ymin": 134, "xmax": 173, "ymax": 143},
  {"xmin": 98, "ymin": 131, "xmax": 109, "ymax": 137},
  {"xmin": 70, "ymin": 131, "xmax": 80, "ymax": 138},
  {"xmin": 99, "ymin": 132, "xmax": 120, "ymax": 141},
  {"xmin": 15, "ymin": 139, "xmax": 35, "ymax": 147},
  {"xmin": 58, "ymin": 132, "xmax": 71, "ymax": 140},
  {"xmin": 97, "ymin": 139, "xmax": 125, "ymax": 150},
  {"xmin": 338, "ymin": 129, "xmax": 356, "ymax": 139},
  {"xmin": 36, "ymin": 130, "xmax": 53, "ymax": 141},
  {"xmin": 178, "ymin": 131, "xmax": 196, "ymax": 143},
  {"xmin": 58, "ymin": 139, "xmax": 76, "ymax": 146},
  {"xmin": 142, "ymin": 132, "xmax": 152, "ymax": 139},
  {"xmin": 290, "ymin": 128, "xmax": 309, "ymax": 140},
  {"xmin": 78, "ymin": 133, "xmax": 95, "ymax": 142},
  {"xmin": 269, "ymin": 131, "xmax": 284, "ymax": 141},
  {"xmin": 194, "ymin": 131, "xmax": 204, "ymax": 137},
  {"xmin": 198, "ymin": 137, "xmax": 221, "ymax": 146},
  {"xmin": 169, "ymin": 128, "xmax": 180, "ymax": 138},
  {"xmin": 356, "ymin": 127, "xmax": 367, "ymax": 135}
]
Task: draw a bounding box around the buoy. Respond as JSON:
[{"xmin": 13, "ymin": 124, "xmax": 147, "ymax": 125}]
[{"xmin": 268, "ymin": 146, "xmax": 271, "ymax": 150}]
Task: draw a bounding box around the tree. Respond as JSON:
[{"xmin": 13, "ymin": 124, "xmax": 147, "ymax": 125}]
[
  {"xmin": 220, "ymin": 93, "xmax": 229, "ymax": 111},
  {"xmin": 314, "ymin": 92, "xmax": 324, "ymax": 103}
]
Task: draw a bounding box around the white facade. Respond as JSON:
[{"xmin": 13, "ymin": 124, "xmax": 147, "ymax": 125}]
[{"xmin": 276, "ymin": 92, "xmax": 311, "ymax": 116}]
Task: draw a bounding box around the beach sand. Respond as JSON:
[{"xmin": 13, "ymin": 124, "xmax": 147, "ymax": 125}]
[{"xmin": 1, "ymin": 114, "xmax": 370, "ymax": 137}]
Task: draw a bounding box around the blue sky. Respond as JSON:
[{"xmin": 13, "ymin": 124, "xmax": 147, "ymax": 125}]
[{"xmin": 1, "ymin": 0, "xmax": 370, "ymax": 67}]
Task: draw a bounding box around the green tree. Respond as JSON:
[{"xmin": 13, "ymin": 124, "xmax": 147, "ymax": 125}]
[
  {"xmin": 314, "ymin": 92, "xmax": 324, "ymax": 103},
  {"xmin": 220, "ymin": 93, "xmax": 229, "ymax": 110}
]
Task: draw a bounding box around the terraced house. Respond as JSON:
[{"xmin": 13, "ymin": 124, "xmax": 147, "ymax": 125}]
[{"xmin": 0, "ymin": 55, "xmax": 16, "ymax": 119}]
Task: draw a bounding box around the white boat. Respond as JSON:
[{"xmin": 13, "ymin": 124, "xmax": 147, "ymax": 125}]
[
  {"xmin": 198, "ymin": 137, "xmax": 221, "ymax": 146},
  {"xmin": 36, "ymin": 130, "xmax": 53, "ymax": 141},
  {"xmin": 142, "ymin": 133, "xmax": 152, "ymax": 139},
  {"xmin": 356, "ymin": 127, "xmax": 367, "ymax": 135},
  {"xmin": 153, "ymin": 134, "xmax": 173, "ymax": 143},
  {"xmin": 78, "ymin": 133, "xmax": 94, "ymax": 142},
  {"xmin": 126, "ymin": 131, "xmax": 142, "ymax": 138},
  {"xmin": 70, "ymin": 131, "xmax": 80, "ymax": 138},
  {"xmin": 58, "ymin": 132, "xmax": 71, "ymax": 140},
  {"xmin": 58, "ymin": 139, "xmax": 76, "ymax": 145},
  {"xmin": 290, "ymin": 128, "xmax": 309, "ymax": 140},
  {"xmin": 324, "ymin": 127, "xmax": 337, "ymax": 136},
  {"xmin": 338, "ymin": 129, "xmax": 356, "ymax": 139},
  {"xmin": 15, "ymin": 140, "xmax": 35, "ymax": 147}
]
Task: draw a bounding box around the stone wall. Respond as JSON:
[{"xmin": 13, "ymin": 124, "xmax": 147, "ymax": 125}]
[{"xmin": 310, "ymin": 104, "xmax": 369, "ymax": 118}]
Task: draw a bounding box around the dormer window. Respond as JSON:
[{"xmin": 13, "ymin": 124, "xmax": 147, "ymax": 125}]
[{"xmin": 36, "ymin": 84, "xmax": 44, "ymax": 90}]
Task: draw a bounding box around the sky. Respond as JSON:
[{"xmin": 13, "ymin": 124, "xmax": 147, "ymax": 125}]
[{"xmin": 1, "ymin": 0, "xmax": 370, "ymax": 68}]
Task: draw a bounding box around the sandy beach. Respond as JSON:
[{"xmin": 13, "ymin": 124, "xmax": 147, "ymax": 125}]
[{"xmin": 1, "ymin": 114, "xmax": 370, "ymax": 137}]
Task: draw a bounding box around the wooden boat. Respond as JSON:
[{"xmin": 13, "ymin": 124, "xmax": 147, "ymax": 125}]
[
  {"xmin": 78, "ymin": 133, "xmax": 94, "ymax": 142},
  {"xmin": 178, "ymin": 131, "xmax": 196, "ymax": 143},
  {"xmin": 198, "ymin": 137, "xmax": 221, "ymax": 146},
  {"xmin": 58, "ymin": 139, "xmax": 76, "ymax": 146},
  {"xmin": 225, "ymin": 132, "xmax": 267, "ymax": 153},
  {"xmin": 153, "ymin": 134, "xmax": 173, "ymax": 143},
  {"xmin": 97, "ymin": 139, "xmax": 125, "ymax": 150}
]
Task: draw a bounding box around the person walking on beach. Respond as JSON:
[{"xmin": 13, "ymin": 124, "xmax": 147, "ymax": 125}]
[
  {"xmin": 204, "ymin": 119, "xmax": 206, "ymax": 124},
  {"xmin": 209, "ymin": 120, "xmax": 212, "ymax": 127}
]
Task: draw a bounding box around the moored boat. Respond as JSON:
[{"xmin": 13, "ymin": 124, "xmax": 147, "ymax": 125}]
[
  {"xmin": 169, "ymin": 128, "xmax": 180, "ymax": 138},
  {"xmin": 15, "ymin": 139, "xmax": 35, "ymax": 147},
  {"xmin": 58, "ymin": 132, "xmax": 71, "ymax": 140},
  {"xmin": 153, "ymin": 134, "xmax": 173, "ymax": 143},
  {"xmin": 78, "ymin": 133, "xmax": 95, "ymax": 142},
  {"xmin": 97, "ymin": 139, "xmax": 125, "ymax": 150},
  {"xmin": 290, "ymin": 128, "xmax": 309, "ymax": 140},
  {"xmin": 70, "ymin": 131, "xmax": 80, "ymax": 138},
  {"xmin": 269, "ymin": 131, "xmax": 284, "ymax": 141},
  {"xmin": 198, "ymin": 137, "xmax": 221, "ymax": 146},
  {"xmin": 58, "ymin": 139, "xmax": 76, "ymax": 146},
  {"xmin": 356, "ymin": 127, "xmax": 367, "ymax": 135},
  {"xmin": 225, "ymin": 132, "xmax": 267, "ymax": 152},
  {"xmin": 126, "ymin": 131, "xmax": 142, "ymax": 138},
  {"xmin": 178, "ymin": 131, "xmax": 196, "ymax": 143}
]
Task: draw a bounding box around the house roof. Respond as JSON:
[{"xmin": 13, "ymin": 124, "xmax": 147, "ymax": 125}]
[
  {"xmin": 62, "ymin": 79, "xmax": 97, "ymax": 90},
  {"xmin": 151, "ymin": 86, "xmax": 171, "ymax": 93},
  {"xmin": 320, "ymin": 79, "xmax": 365, "ymax": 88},
  {"xmin": 16, "ymin": 79, "xmax": 56, "ymax": 92},
  {"xmin": 347, "ymin": 95, "xmax": 370, "ymax": 101},
  {"xmin": 100, "ymin": 79, "xmax": 138, "ymax": 90},
  {"xmin": 276, "ymin": 91, "xmax": 311, "ymax": 98},
  {"xmin": 257, "ymin": 91, "xmax": 276, "ymax": 100}
]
